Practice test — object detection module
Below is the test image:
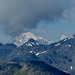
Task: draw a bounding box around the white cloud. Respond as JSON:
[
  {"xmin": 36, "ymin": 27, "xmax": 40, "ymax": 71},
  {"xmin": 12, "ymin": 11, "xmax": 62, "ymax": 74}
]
[{"xmin": 60, "ymin": 34, "xmax": 67, "ymax": 40}]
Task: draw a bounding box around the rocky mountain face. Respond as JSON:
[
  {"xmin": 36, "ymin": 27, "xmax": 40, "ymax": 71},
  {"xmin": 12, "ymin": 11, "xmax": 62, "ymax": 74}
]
[
  {"xmin": 0, "ymin": 43, "xmax": 17, "ymax": 60},
  {"xmin": 0, "ymin": 61, "xmax": 70, "ymax": 75},
  {"xmin": 6, "ymin": 34, "xmax": 75, "ymax": 74},
  {"xmin": 1, "ymin": 33, "xmax": 75, "ymax": 74}
]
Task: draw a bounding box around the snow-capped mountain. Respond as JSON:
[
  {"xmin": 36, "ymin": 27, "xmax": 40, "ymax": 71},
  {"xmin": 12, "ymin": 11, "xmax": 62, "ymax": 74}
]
[{"xmin": 10, "ymin": 32, "xmax": 51, "ymax": 46}]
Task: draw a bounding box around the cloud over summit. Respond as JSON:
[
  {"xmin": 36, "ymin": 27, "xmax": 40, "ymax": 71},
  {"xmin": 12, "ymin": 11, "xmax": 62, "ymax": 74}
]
[{"xmin": 0, "ymin": 0, "xmax": 74, "ymax": 36}]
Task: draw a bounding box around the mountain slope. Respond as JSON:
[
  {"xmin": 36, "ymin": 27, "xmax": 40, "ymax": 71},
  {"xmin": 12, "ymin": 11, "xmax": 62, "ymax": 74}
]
[
  {"xmin": 6, "ymin": 34, "xmax": 75, "ymax": 74},
  {"xmin": 0, "ymin": 61, "xmax": 70, "ymax": 75},
  {"xmin": 11, "ymin": 32, "xmax": 51, "ymax": 46},
  {"xmin": 0, "ymin": 43, "xmax": 16, "ymax": 60},
  {"xmin": 1, "ymin": 33, "xmax": 75, "ymax": 74}
]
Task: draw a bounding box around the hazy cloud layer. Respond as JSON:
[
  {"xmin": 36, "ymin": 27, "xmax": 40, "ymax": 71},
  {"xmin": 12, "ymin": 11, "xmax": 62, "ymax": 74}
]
[
  {"xmin": 0, "ymin": 0, "xmax": 74, "ymax": 36},
  {"xmin": 60, "ymin": 34, "xmax": 67, "ymax": 40}
]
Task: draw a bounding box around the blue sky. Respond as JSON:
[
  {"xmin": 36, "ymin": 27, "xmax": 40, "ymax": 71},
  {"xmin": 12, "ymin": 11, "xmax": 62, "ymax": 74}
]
[
  {"xmin": 0, "ymin": 0, "xmax": 75, "ymax": 43},
  {"xmin": 31, "ymin": 21, "xmax": 75, "ymax": 42}
]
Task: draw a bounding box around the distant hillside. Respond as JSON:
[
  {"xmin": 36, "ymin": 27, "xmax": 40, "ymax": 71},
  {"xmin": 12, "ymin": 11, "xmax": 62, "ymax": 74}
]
[{"xmin": 0, "ymin": 61, "xmax": 70, "ymax": 75}]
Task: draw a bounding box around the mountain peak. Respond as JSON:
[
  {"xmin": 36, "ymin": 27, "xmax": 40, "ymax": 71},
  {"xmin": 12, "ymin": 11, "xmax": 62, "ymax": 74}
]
[
  {"xmin": 25, "ymin": 38, "xmax": 39, "ymax": 47},
  {"xmin": 20, "ymin": 32, "xmax": 38, "ymax": 39},
  {"xmin": 73, "ymin": 33, "xmax": 75, "ymax": 38},
  {"xmin": 10, "ymin": 32, "xmax": 51, "ymax": 46}
]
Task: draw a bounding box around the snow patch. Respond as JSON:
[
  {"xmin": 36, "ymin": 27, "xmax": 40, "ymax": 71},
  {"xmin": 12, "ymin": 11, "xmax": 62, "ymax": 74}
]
[
  {"xmin": 27, "ymin": 43, "xmax": 32, "ymax": 46},
  {"xmin": 63, "ymin": 70, "xmax": 67, "ymax": 73},
  {"xmin": 68, "ymin": 38, "xmax": 70, "ymax": 40},
  {"xmin": 35, "ymin": 53, "xmax": 40, "ymax": 56},
  {"xmin": 31, "ymin": 42, "xmax": 35, "ymax": 45},
  {"xmin": 36, "ymin": 42, "xmax": 39, "ymax": 45},
  {"xmin": 69, "ymin": 45, "xmax": 71, "ymax": 47},
  {"xmin": 19, "ymin": 39, "xmax": 22, "ymax": 43},
  {"xmin": 29, "ymin": 51, "xmax": 33, "ymax": 53},
  {"xmin": 70, "ymin": 66, "xmax": 73, "ymax": 70},
  {"xmin": 41, "ymin": 51, "xmax": 47, "ymax": 54},
  {"xmin": 64, "ymin": 39, "xmax": 67, "ymax": 41},
  {"xmin": 55, "ymin": 43, "xmax": 60, "ymax": 46}
]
